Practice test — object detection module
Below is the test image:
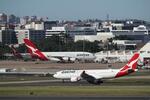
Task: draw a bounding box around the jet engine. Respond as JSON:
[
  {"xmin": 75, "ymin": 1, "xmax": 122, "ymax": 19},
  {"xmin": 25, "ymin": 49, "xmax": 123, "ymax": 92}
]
[
  {"xmin": 70, "ymin": 76, "xmax": 81, "ymax": 82},
  {"xmin": 70, "ymin": 58, "xmax": 76, "ymax": 62},
  {"xmin": 62, "ymin": 57, "xmax": 69, "ymax": 61},
  {"xmin": 81, "ymin": 71, "xmax": 103, "ymax": 85}
]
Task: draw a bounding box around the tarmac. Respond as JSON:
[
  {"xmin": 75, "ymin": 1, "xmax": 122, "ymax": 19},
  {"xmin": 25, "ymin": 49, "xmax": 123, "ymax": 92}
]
[
  {"xmin": 0, "ymin": 60, "xmax": 150, "ymax": 99},
  {"xmin": 0, "ymin": 60, "xmax": 126, "ymax": 73}
]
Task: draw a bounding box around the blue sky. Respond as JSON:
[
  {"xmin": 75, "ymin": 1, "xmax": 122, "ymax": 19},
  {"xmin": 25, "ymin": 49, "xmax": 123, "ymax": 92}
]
[{"xmin": 0, "ymin": 0, "xmax": 150, "ymax": 21}]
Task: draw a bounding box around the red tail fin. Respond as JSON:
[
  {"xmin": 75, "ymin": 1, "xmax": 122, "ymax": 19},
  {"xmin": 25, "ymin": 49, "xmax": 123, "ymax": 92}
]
[
  {"xmin": 23, "ymin": 39, "xmax": 48, "ymax": 61},
  {"xmin": 115, "ymin": 52, "xmax": 140, "ymax": 78}
]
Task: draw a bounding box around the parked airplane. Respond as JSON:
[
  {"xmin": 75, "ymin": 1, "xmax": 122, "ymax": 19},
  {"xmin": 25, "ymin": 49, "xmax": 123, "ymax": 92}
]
[
  {"xmin": 23, "ymin": 38, "xmax": 95, "ymax": 62},
  {"xmin": 53, "ymin": 52, "xmax": 140, "ymax": 84}
]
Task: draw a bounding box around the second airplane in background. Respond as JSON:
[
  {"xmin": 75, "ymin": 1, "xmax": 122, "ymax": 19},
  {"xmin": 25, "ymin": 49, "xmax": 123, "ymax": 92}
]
[
  {"xmin": 23, "ymin": 39, "xmax": 96, "ymax": 63},
  {"xmin": 10, "ymin": 45, "xmax": 34, "ymax": 61}
]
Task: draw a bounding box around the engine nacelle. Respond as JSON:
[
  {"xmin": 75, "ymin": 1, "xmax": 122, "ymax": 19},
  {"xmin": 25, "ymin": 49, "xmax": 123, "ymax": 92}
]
[
  {"xmin": 62, "ymin": 57, "xmax": 69, "ymax": 61},
  {"xmin": 70, "ymin": 58, "xmax": 76, "ymax": 62},
  {"xmin": 70, "ymin": 76, "xmax": 81, "ymax": 82}
]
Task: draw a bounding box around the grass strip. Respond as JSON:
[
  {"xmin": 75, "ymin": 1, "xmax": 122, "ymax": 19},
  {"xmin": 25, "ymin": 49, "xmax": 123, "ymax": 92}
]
[{"xmin": 0, "ymin": 86, "xmax": 150, "ymax": 96}]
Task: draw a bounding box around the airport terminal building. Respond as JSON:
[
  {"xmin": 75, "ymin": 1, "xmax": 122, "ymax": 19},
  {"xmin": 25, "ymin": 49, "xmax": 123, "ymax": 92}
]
[{"xmin": 94, "ymin": 41, "xmax": 150, "ymax": 64}]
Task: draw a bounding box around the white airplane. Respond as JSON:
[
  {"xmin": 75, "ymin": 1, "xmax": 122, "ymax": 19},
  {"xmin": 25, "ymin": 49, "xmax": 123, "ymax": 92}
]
[
  {"xmin": 23, "ymin": 38, "xmax": 96, "ymax": 62},
  {"xmin": 53, "ymin": 52, "xmax": 140, "ymax": 84}
]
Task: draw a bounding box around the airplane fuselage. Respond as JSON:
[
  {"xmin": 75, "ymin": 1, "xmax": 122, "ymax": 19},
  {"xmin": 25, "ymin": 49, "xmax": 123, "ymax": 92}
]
[
  {"xmin": 43, "ymin": 52, "xmax": 95, "ymax": 62},
  {"xmin": 54, "ymin": 69, "xmax": 120, "ymax": 80},
  {"xmin": 23, "ymin": 39, "xmax": 96, "ymax": 62}
]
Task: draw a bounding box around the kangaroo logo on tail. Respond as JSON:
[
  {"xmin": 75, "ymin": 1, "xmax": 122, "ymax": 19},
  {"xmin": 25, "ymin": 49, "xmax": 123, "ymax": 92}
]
[
  {"xmin": 115, "ymin": 52, "xmax": 140, "ymax": 78},
  {"xmin": 23, "ymin": 39, "xmax": 48, "ymax": 61}
]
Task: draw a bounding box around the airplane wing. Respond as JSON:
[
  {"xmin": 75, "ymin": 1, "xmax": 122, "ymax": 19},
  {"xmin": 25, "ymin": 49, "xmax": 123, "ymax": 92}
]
[
  {"xmin": 81, "ymin": 71, "xmax": 95, "ymax": 80},
  {"xmin": 80, "ymin": 71, "xmax": 102, "ymax": 84}
]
